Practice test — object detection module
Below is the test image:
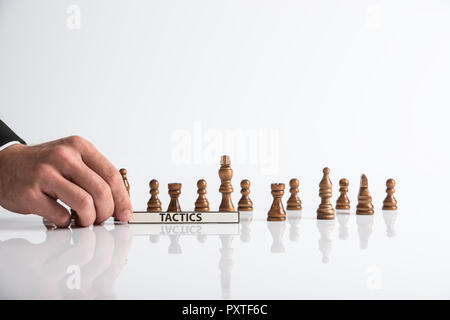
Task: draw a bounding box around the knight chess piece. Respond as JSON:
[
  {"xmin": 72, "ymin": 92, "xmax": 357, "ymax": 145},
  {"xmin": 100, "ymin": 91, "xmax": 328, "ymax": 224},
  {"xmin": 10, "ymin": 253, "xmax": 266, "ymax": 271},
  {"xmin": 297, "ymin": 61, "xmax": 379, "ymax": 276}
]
[
  {"xmin": 147, "ymin": 179, "xmax": 162, "ymax": 212},
  {"xmin": 317, "ymin": 167, "xmax": 335, "ymax": 219},
  {"xmin": 382, "ymin": 178, "xmax": 398, "ymax": 210},
  {"xmin": 167, "ymin": 183, "xmax": 182, "ymax": 212},
  {"xmin": 336, "ymin": 178, "xmax": 351, "ymax": 210},
  {"xmin": 195, "ymin": 179, "xmax": 210, "ymax": 211},
  {"xmin": 218, "ymin": 155, "xmax": 235, "ymax": 212},
  {"xmin": 356, "ymin": 174, "xmax": 374, "ymax": 215},
  {"xmin": 286, "ymin": 178, "xmax": 302, "ymax": 210},
  {"xmin": 267, "ymin": 183, "xmax": 287, "ymax": 221},
  {"xmin": 238, "ymin": 179, "xmax": 253, "ymax": 211}
]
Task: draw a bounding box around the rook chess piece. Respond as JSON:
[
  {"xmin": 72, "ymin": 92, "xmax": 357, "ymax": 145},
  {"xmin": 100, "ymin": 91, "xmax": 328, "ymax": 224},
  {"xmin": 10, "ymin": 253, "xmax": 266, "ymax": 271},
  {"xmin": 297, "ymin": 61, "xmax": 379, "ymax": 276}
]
[
  {"xmin": 195, "ymin": 179, "xmax": 210, "ymax": 211},
  {"xmin": 267, "ymin": 183, "xmax": 287, "ymax": 221},
  {"xmin": 238, "ymin": 179, "xmax": 253, "ymax": 211},
  {"xmin": 147, "ymin": 179, "xmax": 162, "ymax": 212},
  {"xmin": 119, "ymin": 168, "xmax": 130, "ymax": 195},
  {"xmin": 167, "ymin": 183, "xmax": 182, "ymax": 212},
  {"xmin": 317, "ymin": 167, "xmax": 335, "ymax": 219},
  {"xmin": 286, "ymin": 178, "xmax": 302, "ymax": 210},
  {"xmin": 218, "ymin": 155, "xmax": 235, "ymax": 212},
  {"xmin": 382, "ymin": 179, "xmax": 398, "ymax": 210},
  {"xmin": 356, "ymin": 174, "xmax": 374, "ymax": 215},
  {"xmin": 336, "ymin": 178, "xmax": 351, "ymax": 210}
]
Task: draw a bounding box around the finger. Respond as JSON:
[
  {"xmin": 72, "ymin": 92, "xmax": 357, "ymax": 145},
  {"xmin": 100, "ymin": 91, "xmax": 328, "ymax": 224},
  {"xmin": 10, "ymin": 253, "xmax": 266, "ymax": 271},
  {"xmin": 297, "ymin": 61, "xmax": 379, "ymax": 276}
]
[
  {"xmin": 33, "ymin": 194, "xmax": 71, "ymax": 228},
  {"xmin": 42, "ymin": 173, "xmax": 96, "ymax": 227},
  {"xmin": 65, "ymin": 137, "xmax": 132, "ymax": 221},
  {"xmin": 58, "ymin": 158, "xmax": 114, "ymax": 225}
]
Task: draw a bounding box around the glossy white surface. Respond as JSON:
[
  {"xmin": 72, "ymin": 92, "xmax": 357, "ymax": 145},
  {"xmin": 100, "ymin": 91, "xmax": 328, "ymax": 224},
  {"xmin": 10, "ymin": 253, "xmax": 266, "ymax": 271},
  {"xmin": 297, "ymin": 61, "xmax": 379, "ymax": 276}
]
[{"xmin": 1, "ymin": 207, "xmax": 448, "ymax": 299}]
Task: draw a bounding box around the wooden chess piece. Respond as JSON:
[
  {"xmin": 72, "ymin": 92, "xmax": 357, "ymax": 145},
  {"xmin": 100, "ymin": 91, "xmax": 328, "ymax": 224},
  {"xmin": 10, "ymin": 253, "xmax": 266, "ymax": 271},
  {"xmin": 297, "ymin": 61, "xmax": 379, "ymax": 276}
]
[
  {"xmin": 317, "ymin": 167, "xmax": 335, "ymax": 219},
  {"xmin": 267, "ymin": 183, "xmax": 287, "ymax": 221},
  {"xmin": 218, "ymin": 155, "xmax": 235, "ymax": 212},
  {"xmin": 238, "ymin": 179, "xmax": 253, "ymax": 211},
  {"xmin": 147, "ymin": 179, "xmax": 162, "ymax": 212},
  {"xmin": 336, "ymin": 178, "xmax": 351, "ymax": 210},
  {"xmin": 167, "ymin": 183, "xmax": 182, "ymax": 212},
  {"xmin": 382, "ymin": 179, "xmax": 397, "ymax": 210},
  {"xmin": 286, "ymin": 178, "xmax": 302, "ymax": 210},
  {"xmin": 356, "ymin": 174, "xmax": 374, "ymax": 215},
  {"xmin": 195, "ymin": 179, "xmax": 210, "ymax": 211},
  {"xmin": 119, "ymin": 168, "xmax": 130, "ymax": 195}
]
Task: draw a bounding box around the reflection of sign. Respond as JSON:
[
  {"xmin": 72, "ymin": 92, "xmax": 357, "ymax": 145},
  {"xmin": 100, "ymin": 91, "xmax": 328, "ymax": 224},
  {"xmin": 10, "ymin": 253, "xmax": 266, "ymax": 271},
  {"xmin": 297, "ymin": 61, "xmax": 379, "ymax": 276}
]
[
  {"xmin": 129, "ymin": 211, "xmax": 240, "ymax": 224},
  {"xmin": 130, "ymin": 223, "xmax": 240, "ymax": 236}
]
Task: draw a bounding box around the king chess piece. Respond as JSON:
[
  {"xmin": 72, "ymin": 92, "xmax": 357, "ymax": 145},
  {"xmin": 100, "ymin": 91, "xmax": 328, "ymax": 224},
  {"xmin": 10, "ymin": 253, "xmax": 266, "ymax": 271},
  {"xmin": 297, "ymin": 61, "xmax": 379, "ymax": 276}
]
[
  {"xmin": 317, "ymin": 167, "xmax": 335, "ymax": 219},
  {"xmin": 218, "ymin": 155, "xmax": 235, "ymax": 212}
]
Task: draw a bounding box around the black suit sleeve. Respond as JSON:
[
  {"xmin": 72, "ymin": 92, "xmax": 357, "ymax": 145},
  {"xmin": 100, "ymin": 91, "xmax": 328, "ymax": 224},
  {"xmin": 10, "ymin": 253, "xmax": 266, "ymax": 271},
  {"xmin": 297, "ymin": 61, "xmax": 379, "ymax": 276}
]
[{"xmin": 0, "ymin": 120, "xmax": 26, "ymax": 147}]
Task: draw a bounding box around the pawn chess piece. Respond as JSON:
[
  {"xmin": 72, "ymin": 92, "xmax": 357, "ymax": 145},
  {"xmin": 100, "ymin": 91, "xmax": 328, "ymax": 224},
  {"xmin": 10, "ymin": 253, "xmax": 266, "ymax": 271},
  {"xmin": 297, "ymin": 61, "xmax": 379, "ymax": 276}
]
[
  {"xmin": 218, "ymin": 155, "xmax": 235, "ymax": 212},
  {"xmin": 119, "ymin": 168, "xmax": 130, "ymax": 195},
  {"xmin": 238, "ymin": 179, "xmax": 253, "ymax": 211},
  {"xmin": 317, "ymin": 167, "xmax": 335, "ymax": 219},
  {"xmin": 167, "ymin": 183, "xmax": 182, "ymax": 212},
  {"xmin": 267, "ymin": 183, "xmax": 287, "ymax": 221},
  {"xmin": 147, "ymin": 179, "xmax": 162, "ymax": 212},
  {"xmin": 336, "ymin": 178, "xmax": 350, "ymax": 210},
  {"xmin": 356, "ymin": 174, "xmax": 374, "ymax": 215},
  {"xmin": 286, "ymin": 178, "xmax": 302, "ymax": 210},
  {"xmin": 195, "ymin": 179, "xmax": 210, "ymax": 211},
  {"xmin": 382, "ymin": 179, "xmax": 398, "ymax": 210}
]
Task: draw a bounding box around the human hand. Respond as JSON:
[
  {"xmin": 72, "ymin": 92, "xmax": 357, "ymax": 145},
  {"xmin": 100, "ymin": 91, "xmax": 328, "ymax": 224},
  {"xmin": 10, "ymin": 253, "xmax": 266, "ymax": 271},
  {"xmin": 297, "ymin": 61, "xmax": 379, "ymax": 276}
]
[{"xmin": 0, "ymin": 136, "xmax": 133, "ymax": 227}]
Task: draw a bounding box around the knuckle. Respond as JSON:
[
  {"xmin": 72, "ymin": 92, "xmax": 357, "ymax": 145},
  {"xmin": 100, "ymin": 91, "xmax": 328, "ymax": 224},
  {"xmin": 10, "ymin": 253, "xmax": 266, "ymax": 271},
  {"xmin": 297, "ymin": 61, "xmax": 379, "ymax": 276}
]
[
  {"xmin": 104, "ymin": 167, "xmax": 119, "ymax": 183},
  {"xmin": 79, "ymin": 193, "xmax": 94, "ymax": 212},
  {"xmin": 64, "ymin": 135, "xmax": 86, "ymax": 150},
  {"xmin": 49, "ymin": 145, "xmax": 73, "ymax": 163},
  {"xmin": 35, "ymin": 163, "xmax": 54, "ymax": 180}
]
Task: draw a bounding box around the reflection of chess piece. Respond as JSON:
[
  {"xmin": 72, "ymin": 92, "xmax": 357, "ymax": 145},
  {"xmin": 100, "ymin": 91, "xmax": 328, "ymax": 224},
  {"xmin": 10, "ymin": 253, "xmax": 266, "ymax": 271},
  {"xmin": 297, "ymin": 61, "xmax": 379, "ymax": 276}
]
[
  {"xmin": 149, "ymin": 235, "xmax": 160, "ymax": 243},
  {"xmin": 218, "ymin": 155, "xmax": 235, "ymax": 212},
  {"xmin": 287, "ymin": 178, "xmax": 302, "ymax": 210},
  {"xmin": 267, "ymin": 183, "xmax": 286, "ymax": 221},
  {"xmin": 287, "ymin": 214, "xmax": 301, "ymax": 242},
  {"xmin": 195, "ymin": 179, "xmax": 210, "ymax": 211},
  {"xmin": 147, "ymin": 179, "xmax": 162, "ymax": 212},
  {"xmin": 382, "ymin": 179, "xmax": 398, "ymax": 210},
  {"xmin": 239, "ymin": 212, "xmax": 253, "ymax": 243},
  {"xmin": 317, "ymin": 168, "xmax": 335, "ymax": 219},
  {"xmin": 356, "ymin": 215, "xmax": 374, "ymax": 249},
  {"xmin": 336, "ymin": 178, "xmax": 351, "ymax": 210},
  {"xmin": 336, "ymin": 212, "xmax": 350, "ymax": 240},
  {"xmin": 197, "ymin": 234, "xmax": 208, "ymax": 243},
  {"xmin": 267, "ymin": 221, "xmax": 286, "ymax": 253},
  {"xmin": 167, "ymin": 183, "xmax": 182, "ymax": 212},
  {"xmin": 356, "ymin": 174, "xmax": 374, "ymax": 215},
  {"xmin": 383, "ymin": 211, "xmax": 397, "ymax": 237},
  {"xmin": 238, "ymin": 180, "xmax": 253, "ymax": 211},
  {"xmin": 316, "ymin": 220, "xmax": 335, "ymax": 263},
  {"xmin": 168, "ymin": 235, "xmax": 182, "ymax": 254},
  {"xmin": 219, "ymin": 235, "xmax": 234, "ymax": 299}
]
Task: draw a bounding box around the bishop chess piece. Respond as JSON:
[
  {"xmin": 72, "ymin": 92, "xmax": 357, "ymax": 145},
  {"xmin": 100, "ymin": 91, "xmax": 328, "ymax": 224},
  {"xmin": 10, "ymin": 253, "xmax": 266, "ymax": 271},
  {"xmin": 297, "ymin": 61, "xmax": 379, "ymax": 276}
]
[
  {"xmin": 147, "ymin": 179, "xmax": 162, "ymax": 212},
  {"xmin": 317, "ymin": 167, "xmax": 335, "ymax": 219},
  {"xmin": 356, "ymin": 174, "xmax": 374, "ymax": 215},
  {"xmin": 167, "ymin": 183, "xmax": 182, "ymax": 212},
  {"xmin": 218, "ymin": 155, "xmax": 235, "ymax": 212},
  {"xmin": 119, "ymin": 168, "xmax": 130, "ymax": 195},
  {"xmin": 382, "ymin": 179, "xmax": 398, "ymax": 210},
  {"xmin": 286, "ymin": 178, "xmax": 302, "ymax": 210},
  {"xmin": 267, "ymin": 183, "xmax": 287, "ymax": 221},
  {"xmin": 238, "ymin": 179, "xmax": 253, "ymax": 211},
  {"xmin": 195, "ymin": 179, "xmax": 210, "ymax": 211},
  {"xmin": 336, "ymin": 178, "xmax": 350, "ymax": 210}
]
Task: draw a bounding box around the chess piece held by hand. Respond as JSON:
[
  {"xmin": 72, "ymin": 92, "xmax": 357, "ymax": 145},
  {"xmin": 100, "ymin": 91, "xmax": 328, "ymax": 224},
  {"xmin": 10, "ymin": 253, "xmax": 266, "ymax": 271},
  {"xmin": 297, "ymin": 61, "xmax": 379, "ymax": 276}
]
[
  {"xmin": 382, "ymin": 179, "xmax": 397, "ymax": 210},
  {"xmin": 195, "ymin": 179, "xmax": 210, "ymax": 212},
  {"xmin": 238, "ymin": 179, "xmax": 253, "ymax": 211},
  {"xmin": 286, "ymin": 178, "xmax": 302, "ymax": 210},
  {"xmin": 356, "ymin": 174, "xmax": 374, "ymax": 215},
  {"xmin": 119, "ymin": 168, "xmax": 130, "ymax": 195},
  {"xmin": 147, "ymin": 179, "xmax": 162, "ymax": 212},
  {"xmin": 317, "ymin": 167, "xmax": 335, "ymax": 219},
  {"xmin": 268, "ymin": 183, "xmax": 287, "ymax": 221},
  {"xmin": 336, "ymin": 178, "xmax": 350, "ymax": 210}
]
